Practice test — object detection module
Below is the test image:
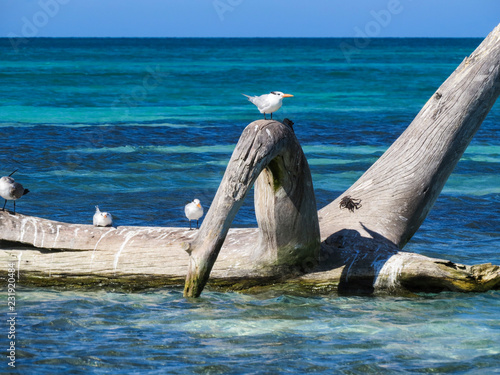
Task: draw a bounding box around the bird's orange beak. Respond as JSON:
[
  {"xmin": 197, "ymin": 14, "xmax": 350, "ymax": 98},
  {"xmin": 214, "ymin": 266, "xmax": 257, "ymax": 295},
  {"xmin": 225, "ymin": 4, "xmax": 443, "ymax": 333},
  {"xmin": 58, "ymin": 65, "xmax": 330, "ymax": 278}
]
[
  {"xmin": 103, "ymin": 214, "xmax": 107, "ymax": 218},
  {"xmin": 196, "ymin": 203, "xmax": 202, "ymax": 208},
  {"xmin": 282, "ymin": 93, "xmax": 294, "ymax": 98}
]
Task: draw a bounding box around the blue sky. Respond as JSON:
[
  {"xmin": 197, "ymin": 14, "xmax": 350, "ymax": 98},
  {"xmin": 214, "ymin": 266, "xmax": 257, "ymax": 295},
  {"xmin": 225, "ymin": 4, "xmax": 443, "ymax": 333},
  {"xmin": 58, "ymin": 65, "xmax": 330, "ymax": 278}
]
[{"xmin": 1, "ymin": 0, "xmax": 499, "ymax": 38}]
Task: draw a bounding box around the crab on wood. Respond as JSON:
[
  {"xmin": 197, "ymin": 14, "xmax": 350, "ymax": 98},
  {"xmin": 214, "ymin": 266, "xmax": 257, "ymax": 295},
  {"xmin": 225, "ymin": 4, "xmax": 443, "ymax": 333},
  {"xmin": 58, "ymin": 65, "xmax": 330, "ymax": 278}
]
[{"xmin": 339, "ymin": 196, "xmax": 362, "ymax": 212}]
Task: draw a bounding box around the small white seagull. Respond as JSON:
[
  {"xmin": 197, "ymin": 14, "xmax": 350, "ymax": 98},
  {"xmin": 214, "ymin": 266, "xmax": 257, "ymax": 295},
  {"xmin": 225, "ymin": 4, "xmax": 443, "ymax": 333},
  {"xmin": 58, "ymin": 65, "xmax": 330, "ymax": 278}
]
[
  {"xmin": 0, "ymin": 170, "xmax": 30, "ymax": 214},
  {"xmin": 93, "ymin": 205, "xmax": 113, "ymax": 227},
  {"xmin": 185, "ymin": 199, "xmax": 203, "ymax": 230},
  {"xmin": 243, "ymin": 91, "xmax": 294, "ymax": 119}
]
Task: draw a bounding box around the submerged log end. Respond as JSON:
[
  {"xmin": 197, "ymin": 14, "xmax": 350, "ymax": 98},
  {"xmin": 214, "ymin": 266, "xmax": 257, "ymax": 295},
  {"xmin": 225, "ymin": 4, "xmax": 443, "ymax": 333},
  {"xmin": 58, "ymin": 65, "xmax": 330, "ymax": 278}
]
[
  {"xmin": 435, "ymin": 262, "xmax": 500, "ymax": 292},
  {"xmin": 184, "ymin": 256, "xmax": 203, "ymax": 297},
  {"xmin": 397, "ymin": 258, "xmax": 500, "ymax": 293},
  {"xmin": 183, "ymin": 238, "xmax": 224, "ymax": 298},
  {"xmin": 318, "ymin": 241, "xmax": 500, "ymax": 295}
]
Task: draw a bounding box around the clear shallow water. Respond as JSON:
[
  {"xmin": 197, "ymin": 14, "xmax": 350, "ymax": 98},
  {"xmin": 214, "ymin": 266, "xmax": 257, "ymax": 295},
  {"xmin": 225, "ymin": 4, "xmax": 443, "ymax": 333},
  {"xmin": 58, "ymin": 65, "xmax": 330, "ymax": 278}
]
[
  {"xmin": 0, "ymin": 38, "xmax": 499, "ymax": 373},
  {"xmin": 3, "ymin": 288, "xmax": 500, "ymax": 374}
]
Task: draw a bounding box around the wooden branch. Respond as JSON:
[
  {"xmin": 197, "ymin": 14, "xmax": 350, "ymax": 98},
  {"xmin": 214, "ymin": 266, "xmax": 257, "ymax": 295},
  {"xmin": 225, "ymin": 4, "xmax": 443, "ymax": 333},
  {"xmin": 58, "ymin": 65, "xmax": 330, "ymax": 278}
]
[
  {"xmin": 319, "ymin": 23, "xmax": 500, "ymax": 249},
  {"xmin": 1, "ymin": 217, "xmax": 498, "ymax": 293},
  {"xmin": 183, "ymin": 120, "xmax": 320, "ymax": 297}
]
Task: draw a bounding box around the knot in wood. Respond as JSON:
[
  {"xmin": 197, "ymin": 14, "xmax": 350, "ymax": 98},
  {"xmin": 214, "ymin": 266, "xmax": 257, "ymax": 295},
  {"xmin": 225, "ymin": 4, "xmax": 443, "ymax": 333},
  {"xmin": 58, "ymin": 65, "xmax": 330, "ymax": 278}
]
[{"xmin": 181, "ymin": 242, "xmax": 192, "ymax": 255}]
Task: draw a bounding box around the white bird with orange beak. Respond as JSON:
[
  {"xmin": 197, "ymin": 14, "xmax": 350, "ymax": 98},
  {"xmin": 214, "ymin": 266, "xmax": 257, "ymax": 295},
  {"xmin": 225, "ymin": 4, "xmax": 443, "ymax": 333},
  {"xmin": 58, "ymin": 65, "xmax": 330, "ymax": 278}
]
[
  {"xmin": 185, "ymin": 198, "xmax": 203, "ymax": 230},
  {"xmin": 93, "ymin": 205, "xmax": 113, "ymax": 227},
  {"xmin": 242, "ymin": 91, "xmax": 293, "ymax": 119}
]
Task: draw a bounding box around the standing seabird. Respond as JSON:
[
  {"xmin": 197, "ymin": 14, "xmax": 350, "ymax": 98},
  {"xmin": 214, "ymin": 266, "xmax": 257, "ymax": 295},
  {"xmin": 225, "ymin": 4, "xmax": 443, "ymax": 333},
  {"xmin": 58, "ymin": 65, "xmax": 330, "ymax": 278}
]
[
  {"xmin": 0, "ymin": 170, "xmax": 30, "ymax": 214},
  {"xmin": 185, "ymin": 199, "xmax": 203, "ymax": 230},
  {"xmin": 242, "ymin": 91, "xmax": 294, "ymax": 119}
]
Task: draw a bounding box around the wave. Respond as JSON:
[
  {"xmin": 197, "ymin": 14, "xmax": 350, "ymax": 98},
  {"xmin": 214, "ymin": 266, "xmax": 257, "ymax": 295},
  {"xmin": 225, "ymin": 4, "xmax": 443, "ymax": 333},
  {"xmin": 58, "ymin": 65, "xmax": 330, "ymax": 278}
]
[{"xmin": 64, "ymin": 144, "xmax": 236, "ymax": 154}]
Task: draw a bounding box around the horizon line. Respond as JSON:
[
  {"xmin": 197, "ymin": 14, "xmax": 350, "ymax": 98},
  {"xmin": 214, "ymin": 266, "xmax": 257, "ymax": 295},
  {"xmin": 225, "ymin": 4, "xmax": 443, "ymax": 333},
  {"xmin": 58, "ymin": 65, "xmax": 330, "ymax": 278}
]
[{"xmin": 0, "ymin": 35, "xmax": 485, "ymax": 39}]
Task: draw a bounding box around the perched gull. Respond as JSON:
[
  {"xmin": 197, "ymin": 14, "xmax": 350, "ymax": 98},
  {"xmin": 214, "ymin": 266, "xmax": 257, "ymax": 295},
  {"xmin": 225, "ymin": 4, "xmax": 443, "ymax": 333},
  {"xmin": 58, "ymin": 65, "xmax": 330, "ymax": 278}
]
[
  {"xmin": 0, "ymin": 170, "xmax": 30, "ymax": 214},
  {"xmin": 185, "ymin": 199, "xmax": 203, "ymax": 230},
  {"xmin": 242, "ymin": 91, "xmax": 293, "ymax": 119},
  {"xmin": 93, "ymin": 205, "xmax": 113, "ymax": 227}
]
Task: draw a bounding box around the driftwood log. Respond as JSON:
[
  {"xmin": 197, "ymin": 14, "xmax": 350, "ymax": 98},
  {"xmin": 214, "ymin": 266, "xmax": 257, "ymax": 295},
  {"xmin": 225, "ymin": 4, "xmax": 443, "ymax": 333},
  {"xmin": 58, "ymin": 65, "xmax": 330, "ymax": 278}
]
[
  {"xmin": 183, "ymin": 119, "xmax": 320, "ymax": 297},
  {"xmin": 1, "ymin": 23, "xmax": 500, "ymax": 296}
]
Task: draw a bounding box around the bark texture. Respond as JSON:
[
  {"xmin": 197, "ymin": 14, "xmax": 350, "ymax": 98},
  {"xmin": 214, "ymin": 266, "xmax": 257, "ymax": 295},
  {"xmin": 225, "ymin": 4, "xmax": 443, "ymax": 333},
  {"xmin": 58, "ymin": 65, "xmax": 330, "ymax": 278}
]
[
  {"xmin": 183, "ymin": 120, "xmax": 320, "ymax": 297},
  {"xmin": 0, "ymin": 211, "xmax": 499, "ymax": 293},
  {"xmin": 319, "ymin": 23, "xmax": 500, "ymax": 247}
]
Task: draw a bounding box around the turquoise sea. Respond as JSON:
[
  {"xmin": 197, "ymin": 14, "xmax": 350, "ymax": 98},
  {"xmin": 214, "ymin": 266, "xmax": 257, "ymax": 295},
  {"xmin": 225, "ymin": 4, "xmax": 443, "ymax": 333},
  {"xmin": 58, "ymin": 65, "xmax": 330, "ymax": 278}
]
[{"xmin": 0, "ymin": 38, "xmax": 499, "ymax": 374}]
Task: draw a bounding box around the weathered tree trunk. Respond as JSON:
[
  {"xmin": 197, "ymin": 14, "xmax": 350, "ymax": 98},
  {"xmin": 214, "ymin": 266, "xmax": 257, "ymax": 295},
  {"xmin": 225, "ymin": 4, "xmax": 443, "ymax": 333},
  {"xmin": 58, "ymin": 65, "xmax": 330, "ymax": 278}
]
[
  {"xmin": 183, "ymin": 120, "xmax": 320, "ymax": 297},
  {"xmin": 313, "ymin": 22, "xmax": 500, "ymax": 293},
  {"xmin": 0, "ymin": 214, "xmax": 498, "ymax": 293},
  {"xmin": 319, "ymin": 23, "xmax": 500, "ymax": 248},
  {"xmin": 1, "ymin": 24, "xmax": 499, "ymax": 296},
  {"xmin": 0, "ymin": 212, "xmax": 498, "ymax": 293}
]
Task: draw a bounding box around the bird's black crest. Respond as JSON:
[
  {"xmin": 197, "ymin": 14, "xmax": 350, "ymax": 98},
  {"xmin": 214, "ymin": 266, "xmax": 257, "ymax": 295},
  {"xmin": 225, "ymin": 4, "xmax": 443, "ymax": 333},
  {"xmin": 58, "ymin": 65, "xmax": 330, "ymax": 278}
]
[{"xmin": 283, "ymin": 118, "xmax": 294, "ymax": 130}]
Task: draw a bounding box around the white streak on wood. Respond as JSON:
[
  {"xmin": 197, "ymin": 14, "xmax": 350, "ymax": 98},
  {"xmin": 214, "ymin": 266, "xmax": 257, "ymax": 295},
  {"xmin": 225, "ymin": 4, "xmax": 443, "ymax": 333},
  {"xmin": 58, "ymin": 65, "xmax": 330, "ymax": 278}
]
[
  {"xmin": 344, "ymin": 251, "xmax": 359, "ymax": 283},
  {"xmin": 32, "ymin": 219, "xmax": 38, "ymax": 247},
  {"xmin": 90, "ymin": 228, "xmax": 116, "ymax": 271},
  {"xmin": 351, "ymin": 179, "xmax": 373, "ymax": 192},
  {"xmin": 473, "ymin": 74, "xmax": 488, "ymax": 82},
  {"xmin": 16, "ymin": 252, "xmax": 22, "ymax": 280},
  {"xmin": 40, "ymin": 227, "xmax": 46, "ymax": 248},
  {"xmin": 373, "ymin": 253, "xmax": 405, "ymax": 289},
  {"xmin": 19, "ymin": 218, "xmax": 27, "ymax": 242},
  {"xmin": 53, "ymin": 225, "xmax": 61, "ymax": 248},
  {"xmin": 113, "ymin": 230, "xmax": 140, "ymax": 273},
  {"xmin": 49, "ymin": 254, "xmax": 53, "ymax": 277}
]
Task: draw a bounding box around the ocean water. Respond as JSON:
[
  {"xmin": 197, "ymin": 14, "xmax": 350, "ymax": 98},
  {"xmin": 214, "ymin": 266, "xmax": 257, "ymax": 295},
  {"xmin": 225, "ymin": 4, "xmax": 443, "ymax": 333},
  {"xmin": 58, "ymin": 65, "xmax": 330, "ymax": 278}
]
[{"xmin": 0, "ymin": 38, "xmax": 499, "ymax": 373}]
